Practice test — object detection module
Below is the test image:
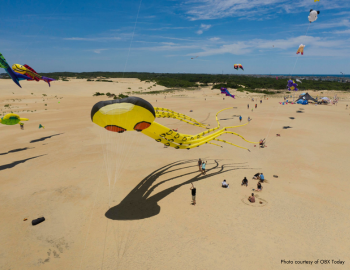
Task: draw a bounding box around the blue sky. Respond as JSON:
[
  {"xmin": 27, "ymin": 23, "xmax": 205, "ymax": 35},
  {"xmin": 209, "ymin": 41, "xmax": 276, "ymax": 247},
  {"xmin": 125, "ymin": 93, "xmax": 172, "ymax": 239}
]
[{"xmin": 1, "ymin": 0, "xmax": 350, "ymax": 74}]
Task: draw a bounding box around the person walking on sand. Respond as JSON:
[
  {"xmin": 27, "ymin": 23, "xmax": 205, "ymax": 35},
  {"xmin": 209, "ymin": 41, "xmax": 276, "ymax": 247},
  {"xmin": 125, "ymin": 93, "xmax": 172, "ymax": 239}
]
[
  {"xmin": 190, "ymin": 183, "xmax": 196, "ymax": 205},
  {"xmin": 198, "ymin": 158, "xmax": 202, "ymax": 171},
  {"xmin": 248, "ymin": 116, "xmax": 251, "ymax": 122},
  {"xmin": 248, "ymin": 193, "xmax": 255, "ymax": 203},
  {"xmin": 247, "ymin": 104, "xmax": 249, "ymax": 109},
  {"xmin": 239, "ymin": 115, "xmax": 242, "ymax": 122},
  {"xmin": 260, "ymin": 100, "xmax": 262, "ymax": 104},
  {"xmin": 20, "ymin": 123, "xmax": 24, "ymax": 130},
  {"xmin": 346, "ymin": 104, "xmax": 348, "ymax": 110},
  {"xmin": 201, "ymin": 161, "xmax": 207, "ymax": 175},
  {"xmin": 255, "ymin": 104, "xmax": 257, "ymax": 109}
]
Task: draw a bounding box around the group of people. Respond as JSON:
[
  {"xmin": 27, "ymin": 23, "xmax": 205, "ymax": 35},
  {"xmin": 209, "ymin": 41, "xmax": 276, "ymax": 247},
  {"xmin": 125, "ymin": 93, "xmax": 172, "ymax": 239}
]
[
  {"xmin": 191, "ymin": 164, "xmax": 266, "ymax": 205},
  {"xmin": 247, "ymin": 173, "xmax": 265, "ymax": 203}
]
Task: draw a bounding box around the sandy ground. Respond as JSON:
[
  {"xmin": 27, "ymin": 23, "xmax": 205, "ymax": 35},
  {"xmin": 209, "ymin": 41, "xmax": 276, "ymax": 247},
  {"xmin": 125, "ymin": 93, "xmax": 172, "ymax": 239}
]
[{"xmin": 0, "ymin": 78, "xmax": 349, "ymax": 269}]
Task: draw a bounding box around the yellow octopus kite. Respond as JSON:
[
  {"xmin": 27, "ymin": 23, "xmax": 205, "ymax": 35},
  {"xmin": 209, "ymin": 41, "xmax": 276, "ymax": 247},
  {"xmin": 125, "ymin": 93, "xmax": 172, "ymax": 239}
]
[{"xmin": 91, "ymin": 97, "xmax": 258, "ymax": 150}]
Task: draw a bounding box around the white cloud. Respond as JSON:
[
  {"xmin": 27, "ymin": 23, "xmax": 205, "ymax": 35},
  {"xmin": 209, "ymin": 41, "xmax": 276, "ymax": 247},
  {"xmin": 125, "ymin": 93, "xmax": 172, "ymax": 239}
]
[
  {"xmin": 334, "ymin": 29, "xmax": 350, "ymax": 34},
  {"xmin": 63, "ymin": 37, "xmax": 121, "ymax": 41},
  {"xmin": 191, "ymin": 35, "xmax": 349, "ymax": 57},
  {"xmin": 185, "ymin": 0, "xmax": 350, "ymax": 20},
  {"xmin": 311, "ymin": 19, "xmax": 350, "ymax": 30},
  {"xmin": 209, "ymin": 37, "xmax": 220, "ymax": 41},
  {"xmin": 196, "ymin": 23, "xmax": 212, "ymax": 35},
  {"xmin": 200, "ymin": 24, "xmax": 211, "ymax": 30}
]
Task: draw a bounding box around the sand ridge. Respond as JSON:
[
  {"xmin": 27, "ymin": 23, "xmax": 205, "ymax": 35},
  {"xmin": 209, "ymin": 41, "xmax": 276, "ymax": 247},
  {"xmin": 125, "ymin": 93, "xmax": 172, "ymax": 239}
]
[{"xmin": 0, "ymin": 78, "xmax": 349, "ymax": 269}]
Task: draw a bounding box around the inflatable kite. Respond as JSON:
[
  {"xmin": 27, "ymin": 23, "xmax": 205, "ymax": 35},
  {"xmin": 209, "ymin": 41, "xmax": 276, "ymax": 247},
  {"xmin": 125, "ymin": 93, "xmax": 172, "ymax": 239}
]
[
  {"xmin": 12, "ymin": 64, "xmax": 55, "ymax": 86},
  {"xmin": 234, "ymin": 64, "xmax": 244, "ymax": 71},
  {"xmin": 287, "ymin": 80, "xmax": 298, "ymax": 91},
  {"xmin": 0, "ymin": 53, "xmax": 55, "ymax": 87},
  {"xmin": 220, "ymin": 88, "xmax": 235, "ymax": 99},
  {"xmin": 314, "ymin": 0, "xmax": 319, "ymax": 2},
  {"xmin": 296, "ymin": 79, "xmax": 302, "ymax": 83},
  {"xmin": 0, "ymin": 113, "xmax": 29, "ymax": 125},
  {"xmin": 0, "ymin": 53, "xmax": 26, "ymax": 88},
  {"xmin": 308, "ymin": 9, "xmax": 320, "ymax": 23},
  {"xmin": 91, "ymin": 97, "xmax": 257, "ymax": 150},
  {"xmin": 296, "ymin": 44, "xmax": 305, "ymax": 55}
]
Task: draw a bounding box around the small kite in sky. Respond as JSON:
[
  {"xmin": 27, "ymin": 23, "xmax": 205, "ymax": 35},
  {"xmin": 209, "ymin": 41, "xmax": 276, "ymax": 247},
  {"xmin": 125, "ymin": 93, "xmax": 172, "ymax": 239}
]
[
  {"xmin": 234, "ymin": 64, "xmax": 244, "ymax": 71},
  {"xmin": 296, "ymin": 44, "xmax": 305, "ymax": 55},
  {"xmin": 308, "ymin": 9, "xmax": 320, "ymax": 23},
  {"xmin": 296, "ymin": 79, "xmax": 302, "ymax": 84},
  {"xmin": 191, "ymin": 56, "xmax": 199, "ymax": 59}
]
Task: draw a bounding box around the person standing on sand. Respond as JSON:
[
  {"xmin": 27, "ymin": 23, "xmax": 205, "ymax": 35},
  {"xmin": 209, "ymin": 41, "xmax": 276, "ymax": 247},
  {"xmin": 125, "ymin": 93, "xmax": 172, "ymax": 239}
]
[
  {"xmin": 247, "ymin": 104, "xmax": 249, "ymax": 109},
  {"xmin": 239, "ymin": 115, "xmax": 242, "ymax": 122},
  {"xmin": 255, "ymin": 104, "xmax": 257, "ymax": 109},
  {"xmin": 260, "ymin": 100, "xmax": 262, "ymax": 104},
  {"xmin": 198, "ymin": 158, "xmax": 202, "ymax": 171},
  {"xmin": 201, "ymin": 161, "xmax": 207, "ymax": 175},
  {"xmin": 190, "ymin": 183, "xmax": 196, "ymax": 205},
  {"xmin": 248, "ymin": 116, "xmax": 251, "ymax": 122},
  {"xmin": 346, "ymin": 104, "xmax": 348, "ymax": 110},
  {"xmin": 20, "ymin": 123, "xmax": 24, "ymax": 130}
]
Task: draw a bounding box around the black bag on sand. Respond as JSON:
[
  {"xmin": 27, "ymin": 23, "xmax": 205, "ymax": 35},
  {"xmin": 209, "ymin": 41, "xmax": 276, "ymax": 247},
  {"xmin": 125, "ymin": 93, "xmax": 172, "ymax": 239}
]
[{"xmin": 32, "ymin": 217, "xmax": 45, "ymax": 226}]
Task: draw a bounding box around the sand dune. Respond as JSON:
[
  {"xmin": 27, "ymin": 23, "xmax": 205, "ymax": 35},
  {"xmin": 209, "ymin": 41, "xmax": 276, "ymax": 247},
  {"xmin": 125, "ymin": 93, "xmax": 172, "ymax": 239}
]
[{"xmin": 0, "ymin": 79, "xmax": 349, "ymax": 269}]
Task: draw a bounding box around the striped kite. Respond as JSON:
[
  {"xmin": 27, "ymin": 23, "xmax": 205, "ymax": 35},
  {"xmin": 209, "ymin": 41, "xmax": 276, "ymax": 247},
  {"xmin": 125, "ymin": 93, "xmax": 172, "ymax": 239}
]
[{"xmin": 234, "ymin": 64, "xmax": 244, "ymax": 71}]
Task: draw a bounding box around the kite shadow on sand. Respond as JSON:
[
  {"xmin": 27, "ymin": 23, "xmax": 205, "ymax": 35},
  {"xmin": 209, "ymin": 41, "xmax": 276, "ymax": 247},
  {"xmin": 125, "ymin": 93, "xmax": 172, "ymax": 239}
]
[
  {"xmin": 106, "ymin": 159, "xmax": 257, "ymax": 220},
  {"xmin": 0, "ymin": 147, "xmax": 33, "ymax": 156},
  {"xmin": 30, "ymin": 133, "xmax": 63, "ymax": 143},
  {"xmin": 0, "ymin": 155, "xmax": 46, "ymax": 171}
]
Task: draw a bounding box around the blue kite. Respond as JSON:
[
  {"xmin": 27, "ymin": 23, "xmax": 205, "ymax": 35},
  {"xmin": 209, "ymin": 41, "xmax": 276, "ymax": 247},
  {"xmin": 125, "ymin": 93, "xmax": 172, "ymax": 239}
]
[{"xmin": 220, "ymin": 87, "xmax": 235, "ymax": 99}]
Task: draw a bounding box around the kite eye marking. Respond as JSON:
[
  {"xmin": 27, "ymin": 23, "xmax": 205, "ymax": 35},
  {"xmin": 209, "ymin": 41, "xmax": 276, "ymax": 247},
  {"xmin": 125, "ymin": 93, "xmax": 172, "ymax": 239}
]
[
  {"xmin": 105, "ymin": 125, "xmax": 126, "ymax": 133},
  {"xmin": 133, "ymin": 121, "xmax": 151, "ymax": 132}
]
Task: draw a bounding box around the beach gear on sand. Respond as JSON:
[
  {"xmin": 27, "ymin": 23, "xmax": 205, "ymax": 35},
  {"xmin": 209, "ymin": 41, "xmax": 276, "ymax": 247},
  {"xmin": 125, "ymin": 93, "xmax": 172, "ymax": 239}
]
[{"xmin": 32, "ymin": 217, "xmax": 45, "ymax": 226}]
